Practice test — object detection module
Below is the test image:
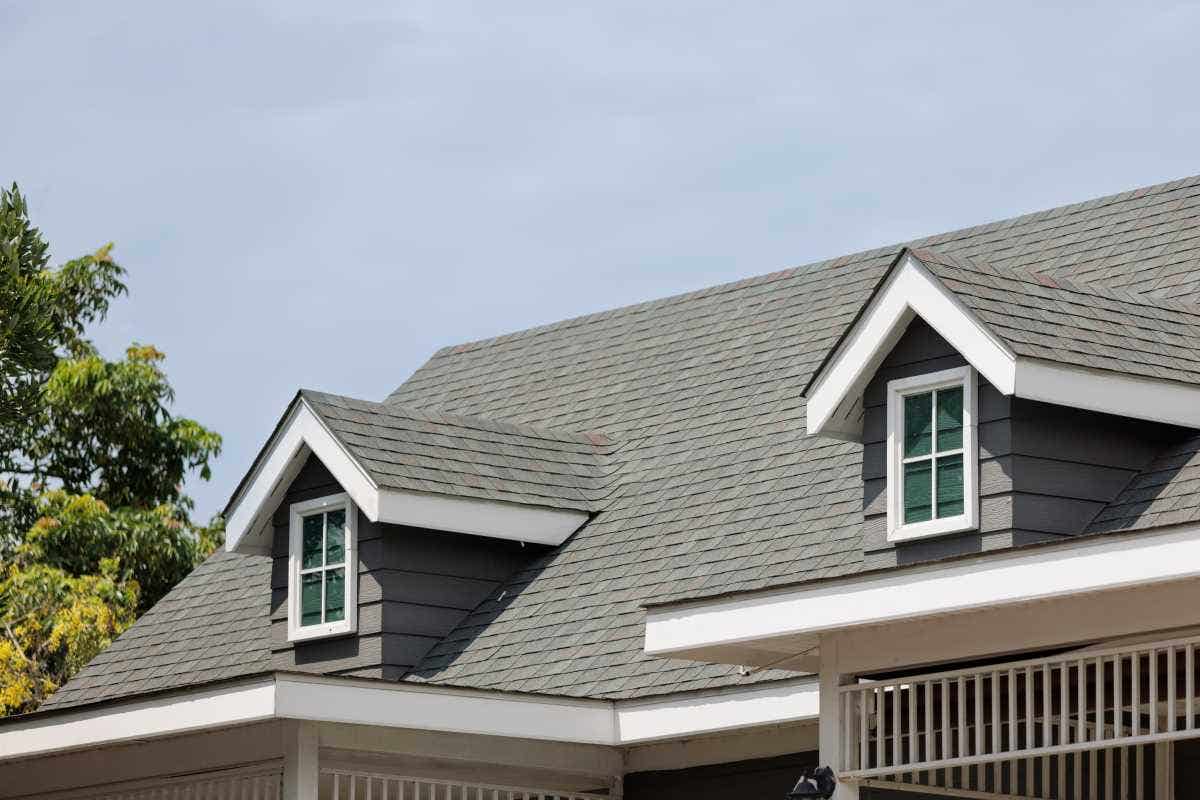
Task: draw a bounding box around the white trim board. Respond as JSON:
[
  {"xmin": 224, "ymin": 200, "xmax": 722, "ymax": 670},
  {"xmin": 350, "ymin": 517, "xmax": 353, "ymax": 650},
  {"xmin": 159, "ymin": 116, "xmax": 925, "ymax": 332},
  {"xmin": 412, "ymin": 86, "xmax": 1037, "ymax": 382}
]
[
  {"xmin": 0, "ymin": 674, "xmax": 821, "ymax": 761},
  {"xmin": 0, "ymin": 678, "xmax": 277, "ymax": 761},
  {"xmin": 805, "ymin": 252, "xmax": 1200, "ymax": 439},
  {"xmin": 643, "ymin": 521, "xmax": 1200, "ymax": 665},
  {"xmin": 614, "ymin": 679, "xmax": 820, "ymax": 744},
  {"xmin": 224, "ymin": 399, "xmax": 589, "ymax": 552},
  {"xmin": 806, "ymin": 253, "xmax": 1014, "ymax": 439}
]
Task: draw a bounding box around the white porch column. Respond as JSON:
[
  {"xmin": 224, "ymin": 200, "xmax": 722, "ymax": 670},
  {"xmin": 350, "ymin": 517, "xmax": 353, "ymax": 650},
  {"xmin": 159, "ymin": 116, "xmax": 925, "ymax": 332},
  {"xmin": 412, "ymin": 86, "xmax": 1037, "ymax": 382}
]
[
  {"xmin": 282, "ymin": 720, "xmax": 319, "ymax": 800},
  {"xmin": 819, "ymin": 636, "xmax": 859, "ymax": 799},
  {"xmin": 1155, "ymin": 742, "xmax": 1174, "ymax": 800}
]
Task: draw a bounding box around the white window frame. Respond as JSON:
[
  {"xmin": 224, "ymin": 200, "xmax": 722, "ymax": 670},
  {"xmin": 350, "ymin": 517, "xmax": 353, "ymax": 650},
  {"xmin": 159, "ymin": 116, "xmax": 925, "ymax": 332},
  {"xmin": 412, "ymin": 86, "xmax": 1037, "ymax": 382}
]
[
  {"xmin": 886, "ymin": 365, "xmax": 978, "ymax": 542},
  {"xmin": 288, "ymin": 492, "xmax": 357, "ymax": 642}
]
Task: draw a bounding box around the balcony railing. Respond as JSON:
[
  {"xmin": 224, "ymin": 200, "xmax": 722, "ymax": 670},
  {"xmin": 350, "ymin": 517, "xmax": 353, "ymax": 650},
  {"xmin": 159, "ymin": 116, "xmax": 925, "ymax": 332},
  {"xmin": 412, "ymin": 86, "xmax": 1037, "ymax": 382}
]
[
  {"xmin": 838, "ymin": 633, "xmax": 1200, "ymax": 798},
  {"xmin": 321, "ymin": 768, "xmax": 608, "ymax": 800}
]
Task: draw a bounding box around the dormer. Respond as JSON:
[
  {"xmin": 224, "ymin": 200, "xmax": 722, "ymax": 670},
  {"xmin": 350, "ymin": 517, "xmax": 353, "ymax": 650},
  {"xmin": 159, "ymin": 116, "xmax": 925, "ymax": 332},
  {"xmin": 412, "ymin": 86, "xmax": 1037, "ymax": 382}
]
[
  {"xmin": 804, "ymin": 248, "xmax": 1200, "ymax": 566},
  {"xmin": 223, "ymin": 390, "xmax": 615, "ymax": 675}
]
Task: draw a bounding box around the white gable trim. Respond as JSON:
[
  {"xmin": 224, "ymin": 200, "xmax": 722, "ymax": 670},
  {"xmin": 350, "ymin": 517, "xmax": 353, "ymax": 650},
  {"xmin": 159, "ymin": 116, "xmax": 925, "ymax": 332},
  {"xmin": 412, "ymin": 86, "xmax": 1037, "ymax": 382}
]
[
  {"xmin": 225, "ymin": 399, "xmax": 589, "ymax": 553},
  {"xmin": 806, "ymin": 254, "xmax": 1016, "ymax": 438},
  {"xmin": 0, "ymin": 674, "xmax": 821, "ymax": 760},
  {"xmin": 643, "ymin": 520, "xmax": 1200, "ymax": 666},
  {"xmin": 225, "ymin": 400, "xmax": 379, "ymax": 553}
]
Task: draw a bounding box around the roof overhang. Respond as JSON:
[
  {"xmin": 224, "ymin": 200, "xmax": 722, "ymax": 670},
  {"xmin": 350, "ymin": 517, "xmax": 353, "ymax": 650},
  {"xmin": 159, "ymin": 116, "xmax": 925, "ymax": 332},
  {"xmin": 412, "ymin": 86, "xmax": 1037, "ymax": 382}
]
[
  {"xmin": 805, "ymin": 251, "xmax": 1200, "ymax": 440},
  {"xmin": 0, "ymin": 673, "xmax": 820, "ymax": 761},
  {"xmin": 643, "ymin": 521, "xmax": 1200, "ymax": 670},
  {"xmin": 224, "ymin": 397, "xmax": 589, "ymax": 553}
]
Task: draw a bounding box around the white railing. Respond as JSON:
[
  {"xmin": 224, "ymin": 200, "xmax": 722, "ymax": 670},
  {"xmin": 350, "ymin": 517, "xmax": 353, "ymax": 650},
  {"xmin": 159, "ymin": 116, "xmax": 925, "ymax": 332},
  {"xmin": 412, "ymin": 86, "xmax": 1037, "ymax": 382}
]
[
  {"xmin": 321, "ymin": 769, "xmax": 609, "ymax": 800},
  {"xmin": 36, "ymin": 765, "xmax": 282, "ymax": 800},
  {"xmin": 839, "ymin": 634, "xmax": 1200, "ymax": 798}
]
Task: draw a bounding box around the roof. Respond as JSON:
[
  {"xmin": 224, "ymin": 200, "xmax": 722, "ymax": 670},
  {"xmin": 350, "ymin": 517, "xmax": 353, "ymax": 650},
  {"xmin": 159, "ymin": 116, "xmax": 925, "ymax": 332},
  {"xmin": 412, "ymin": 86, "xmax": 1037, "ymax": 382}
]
[
  {"xmin": 37, "ymin": 173, "xmax": 1200, "ymax": 715},
  {"xmin": 39, "ymin": 549, "xmax": 271, "ymax": 711},
  {"xmin": 910, "ymin": 247, "xmax": 1200, "ymax": 387},
  {"xmin": 301, "ymin": 389, "xmax": 617, "ymax": 513}
]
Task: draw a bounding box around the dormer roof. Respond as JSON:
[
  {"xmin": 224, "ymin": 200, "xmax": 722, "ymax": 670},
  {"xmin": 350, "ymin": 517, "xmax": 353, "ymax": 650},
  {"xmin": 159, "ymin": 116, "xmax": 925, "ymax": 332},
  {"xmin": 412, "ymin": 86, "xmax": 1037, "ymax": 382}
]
[
  {"xmin": 223, "ymin": 390, "xmax": 616, "ymax": 552},
  {"xmin": 804, "ymin": 247, "xmax": 1200, "ymax": 439}
]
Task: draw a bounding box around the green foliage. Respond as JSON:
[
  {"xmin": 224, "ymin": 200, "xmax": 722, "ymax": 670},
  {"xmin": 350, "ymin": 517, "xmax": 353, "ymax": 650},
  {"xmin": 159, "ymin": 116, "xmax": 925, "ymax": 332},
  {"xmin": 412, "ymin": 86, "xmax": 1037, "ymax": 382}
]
[
  {"xmin": 0, "ymin": 182, "xmax": 224, "ymax": 715},
  {"xmin": 0, "ymin": 558, "xmax": 138, "ymax": 715},
  {"xmin": 0, "ymin": 184, "xmax": 126, "ymax": 438},
  {"xmin": 23, "ymin": 491, "xmax": 222, "ymax": 612},
  {"xmin": 34, "ymin": 344, "xmax": 223, "ymax": 508}
]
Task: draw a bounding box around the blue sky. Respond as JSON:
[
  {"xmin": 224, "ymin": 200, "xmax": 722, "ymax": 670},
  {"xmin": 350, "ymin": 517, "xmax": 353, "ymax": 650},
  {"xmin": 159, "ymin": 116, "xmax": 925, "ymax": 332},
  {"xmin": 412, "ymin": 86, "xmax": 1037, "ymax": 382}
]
[{"xmin": 4, "ymin": 1, "xmax": 1200, "ymax": 520}]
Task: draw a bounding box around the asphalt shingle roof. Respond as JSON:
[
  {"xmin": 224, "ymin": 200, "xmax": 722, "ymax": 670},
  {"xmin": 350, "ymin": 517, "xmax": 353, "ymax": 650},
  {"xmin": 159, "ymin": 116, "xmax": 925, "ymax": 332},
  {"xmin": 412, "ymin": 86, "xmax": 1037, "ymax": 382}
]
[
  {"xmin": 39, "ymin": 550, "xmax": 271, "ymax": 711},
  {"xmin": 302, "ymin": 389, "xmax": 617, "ymax": 512},
  {"xmin": 911, "ymin": 247, "xmax": 1200, "ymax": 386},
  {"xmin": 37, "ymin": 173, "xmax": 1200, "ymax": 714}
]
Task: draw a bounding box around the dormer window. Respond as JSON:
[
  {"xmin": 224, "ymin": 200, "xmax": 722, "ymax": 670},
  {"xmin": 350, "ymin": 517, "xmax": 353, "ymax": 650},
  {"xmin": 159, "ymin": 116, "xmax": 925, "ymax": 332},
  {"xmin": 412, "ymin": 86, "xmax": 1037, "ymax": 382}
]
[
  {"xmin": 288, "ymin": 493, "xmax": 357, "ymax": 642},
  {"xmin": 887, "ymin": 366, "xmax": 978, "ymax": 542}
]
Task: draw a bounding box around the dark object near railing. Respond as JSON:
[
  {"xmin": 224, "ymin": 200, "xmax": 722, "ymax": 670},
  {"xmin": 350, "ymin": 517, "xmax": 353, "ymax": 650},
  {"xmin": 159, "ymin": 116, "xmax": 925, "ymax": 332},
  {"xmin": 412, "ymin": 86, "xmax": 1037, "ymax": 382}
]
[{"xmin": 785, "ymin": 766, "xmax": 836, "ymax": 799}]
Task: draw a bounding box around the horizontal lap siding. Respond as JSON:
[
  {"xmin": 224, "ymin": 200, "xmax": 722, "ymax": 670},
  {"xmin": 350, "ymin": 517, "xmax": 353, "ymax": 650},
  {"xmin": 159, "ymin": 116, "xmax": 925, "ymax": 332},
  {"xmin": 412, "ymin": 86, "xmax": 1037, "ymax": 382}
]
[
  {"xmin": 270, "ymin": 454, "xmax": 539, "ymax": 678},
  {"xmin": 861, "ymin": 318, "xmax": 1180, "ymax": 570}
]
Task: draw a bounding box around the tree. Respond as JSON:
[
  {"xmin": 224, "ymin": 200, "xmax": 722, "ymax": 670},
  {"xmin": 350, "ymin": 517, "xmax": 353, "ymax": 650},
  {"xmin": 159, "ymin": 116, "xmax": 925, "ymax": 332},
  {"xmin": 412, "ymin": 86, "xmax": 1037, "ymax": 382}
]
[{"xmin": 0, "ymin": 183, "xmax": 223, "ymax": 715}]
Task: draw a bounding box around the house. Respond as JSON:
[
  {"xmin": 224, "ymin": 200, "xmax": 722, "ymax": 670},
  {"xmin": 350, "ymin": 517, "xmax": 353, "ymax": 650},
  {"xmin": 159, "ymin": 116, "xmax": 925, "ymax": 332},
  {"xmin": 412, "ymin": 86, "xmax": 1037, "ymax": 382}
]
[{"xmin": 3, "ymin": 175, "xmax": 1200, "ymax": 800}]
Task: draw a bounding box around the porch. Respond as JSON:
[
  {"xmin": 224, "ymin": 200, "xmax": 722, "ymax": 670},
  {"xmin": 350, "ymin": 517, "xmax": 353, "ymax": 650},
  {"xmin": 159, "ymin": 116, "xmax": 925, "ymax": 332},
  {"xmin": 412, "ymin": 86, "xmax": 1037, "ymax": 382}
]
[{"xmin": 643, "ymin": 522, "xmax": 1200, "ymax": 799}]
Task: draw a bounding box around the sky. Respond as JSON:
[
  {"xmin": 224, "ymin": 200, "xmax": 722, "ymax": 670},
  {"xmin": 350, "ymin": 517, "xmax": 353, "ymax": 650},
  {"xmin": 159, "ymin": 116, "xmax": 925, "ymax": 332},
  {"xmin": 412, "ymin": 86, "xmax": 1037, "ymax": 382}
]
[{"xmin": 3, "ymin": 0, "xmax": 1200, "ymax": 521}]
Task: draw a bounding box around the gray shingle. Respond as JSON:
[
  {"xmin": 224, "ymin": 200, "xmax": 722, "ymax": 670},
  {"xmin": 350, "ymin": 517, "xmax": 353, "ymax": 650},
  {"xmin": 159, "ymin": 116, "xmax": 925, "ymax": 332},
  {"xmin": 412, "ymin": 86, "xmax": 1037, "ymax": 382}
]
[
  {"xmin": 910, "ymin": 247, "xmax": 1200, "ymax": 386},
  {"xmin": 301, "ymin": 390, "xmax": 617, "ymax": 512}
]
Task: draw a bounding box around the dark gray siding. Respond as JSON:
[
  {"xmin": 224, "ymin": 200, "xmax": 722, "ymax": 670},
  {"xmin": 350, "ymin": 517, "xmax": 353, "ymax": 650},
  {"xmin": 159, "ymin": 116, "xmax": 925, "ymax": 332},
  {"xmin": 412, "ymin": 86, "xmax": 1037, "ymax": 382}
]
[
  {"xmin": 862, "ymin": 318, "xmax": 1186, "ymax": 570},
  {"xmin": 270, "ymin": 454, "xmax": 539, "ymax": 678},
  {"xmin": 624, "ymin": 753, "xmax": 817, "ymax": 800}
]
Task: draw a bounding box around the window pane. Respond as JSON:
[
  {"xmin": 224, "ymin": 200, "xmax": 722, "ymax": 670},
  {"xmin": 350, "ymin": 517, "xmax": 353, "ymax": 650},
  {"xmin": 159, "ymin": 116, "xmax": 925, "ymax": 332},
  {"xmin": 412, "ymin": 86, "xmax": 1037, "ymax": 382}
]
[
  {"xmin": 936, "ymin": 453, "xmax": 965, "ymax": 518},
  {"xmin": 936, "ymin": 386, "xmax": 964, "ymax": 451},
  {"xmin": 301, "ymin": 571, "xmax": 323, "ymax": 626},
  {"xmin": 903, "ymin": 460, "xmax": 933, "ymax": 523},
  {"xmin": 903, "ymin": 393, "xmax": 933, "ymax": 457},
  {"xmin": 301, "ymin": 514, "xmax": 324, "ymax": 569},
  {"xmin": 325, "ymin": 509, "xmax": 345, "ymax": 565},
  {"xmin": 325, "ymin": 568, "xmax": 345, "ymax": 623}
]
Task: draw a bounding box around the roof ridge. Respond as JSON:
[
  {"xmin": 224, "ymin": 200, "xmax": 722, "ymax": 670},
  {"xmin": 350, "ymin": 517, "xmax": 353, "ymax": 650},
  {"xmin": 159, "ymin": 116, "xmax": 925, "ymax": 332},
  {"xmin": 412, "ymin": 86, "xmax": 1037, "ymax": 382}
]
[{"xmin": 414, "ymin": 173, "xmax": 1200, "ymax": 360}]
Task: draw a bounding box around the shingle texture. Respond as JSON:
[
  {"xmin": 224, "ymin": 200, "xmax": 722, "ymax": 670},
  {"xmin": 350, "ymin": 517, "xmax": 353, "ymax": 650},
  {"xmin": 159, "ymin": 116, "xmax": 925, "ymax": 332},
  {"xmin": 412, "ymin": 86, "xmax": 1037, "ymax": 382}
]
[
  {"xmin": 39, "ymin": 550, "xmax": 271, "ymax": 711},
  {"xmin": 37, "ymin": 173, "xmax": 1200, "ymax": 714},
  {"xmin": 302, "ymin": 389, "xmax": 617, "ymax": 512},
  {"xmin": 911, "ymin": 247, "xmax": 1200, "ymax": 386},
  {"xmin": 1088, "ymin": 434, "xmax": 1200, "ymax": 534}
]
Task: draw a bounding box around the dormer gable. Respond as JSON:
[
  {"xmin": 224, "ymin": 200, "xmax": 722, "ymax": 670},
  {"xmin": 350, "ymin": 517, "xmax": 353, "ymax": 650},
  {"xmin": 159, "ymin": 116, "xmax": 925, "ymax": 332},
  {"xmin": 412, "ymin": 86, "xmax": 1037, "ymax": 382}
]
[
  {"xmin": 803, "ymin": 249, "xmax": 1200, "ymax": 565},
  {"xmin": 224, "ymin": 390, "xmax": 616, "ymax": 554},
  {"xmin": 804, "ymin": 247, "xmax": 1200, "ymax": 440}
]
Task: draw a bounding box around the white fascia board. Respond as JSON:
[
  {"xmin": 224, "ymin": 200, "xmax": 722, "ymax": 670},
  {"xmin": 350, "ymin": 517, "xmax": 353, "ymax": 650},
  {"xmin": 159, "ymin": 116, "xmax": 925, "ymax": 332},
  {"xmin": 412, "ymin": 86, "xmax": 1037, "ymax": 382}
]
[
  {"xmin": 615, "ymin": 679, "xmax": 820, "ymax": 744},
  {"xmin": 275, "ymin": 674, "xmax": 617, "ymax": 745},
  {"xmin": 644, "ymin": 521, "xmax": 1200, "ymax": 663},
  {"xmin": 1014, "ymin": 358, "xmax": 1200, "ymax": 429},
  {"xmin": 0, "ymin": 678, "xmax": 276, "ymax": 761},
  {"xmin": 0, "ymin": 675, "xmax": 827, "ymax": 760},
  {"xmin": 806, "ymin": 254, "xmax": 1016, "ymax": 438},
  {"xmin": 226, "ymin": 401, "xmax": 379, "ymax": 552},
  {"xmin": 376, "ymin": 489, "xmax": 588, "ymax": 547},
  {"xmin": 226, "ymin": 401, "xmax": 588, "ymax": 553}
]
